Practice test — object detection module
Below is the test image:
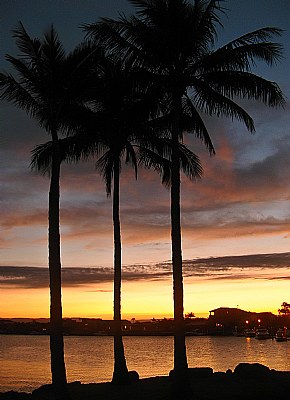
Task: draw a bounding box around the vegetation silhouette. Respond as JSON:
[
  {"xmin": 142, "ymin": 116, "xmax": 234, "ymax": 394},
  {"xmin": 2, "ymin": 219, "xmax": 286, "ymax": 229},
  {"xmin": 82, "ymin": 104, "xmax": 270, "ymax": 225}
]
[
  {"xmin": 0, "ymin": 23, "xmax": 98, "ymax": 400},
  {"xmin": 85, "ymin": 0, "xmax": 284, "ymax": 395},
  {"xmin": 278, "ymin": 302, "xmax": 290, "ymax": 316}
]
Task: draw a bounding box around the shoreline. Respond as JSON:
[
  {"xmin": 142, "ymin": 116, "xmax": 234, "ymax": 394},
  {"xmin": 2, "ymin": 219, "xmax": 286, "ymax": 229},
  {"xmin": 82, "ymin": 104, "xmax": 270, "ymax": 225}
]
[
  {"xmin": 0, "ymin": 332, "xmax": 281, "ymax": 337},
  {"xmin": 1, "ymin": 364, "xmax": 290, "ymax": 400}
]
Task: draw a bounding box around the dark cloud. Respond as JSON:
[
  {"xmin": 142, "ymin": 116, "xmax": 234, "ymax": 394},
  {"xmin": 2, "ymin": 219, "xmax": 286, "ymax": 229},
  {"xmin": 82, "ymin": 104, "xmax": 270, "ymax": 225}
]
[
  {"xmin": 0, "ymin": 266, "xmax": 49, "ymax": 289},
  {"xmin": 1, "ymin": 252, "xmax": 290, "ymax": 289},
  {"xmin": 183, "ymin": 252, "xmax": 290, "ymax": 269},
  {"xmin": 0, "ymin": 264, "xmax": 172, "ymax": 289}
]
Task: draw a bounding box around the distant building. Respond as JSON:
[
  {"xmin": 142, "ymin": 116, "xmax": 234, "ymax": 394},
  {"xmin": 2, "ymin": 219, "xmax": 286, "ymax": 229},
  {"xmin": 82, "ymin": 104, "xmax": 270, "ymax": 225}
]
[
  {"xmin": 208, "ymin": 307, "xmax": 277, "ymax": 335},
  {"xmin": 209, "ymin": 307, "xmax": 251, "ymax": 323}
]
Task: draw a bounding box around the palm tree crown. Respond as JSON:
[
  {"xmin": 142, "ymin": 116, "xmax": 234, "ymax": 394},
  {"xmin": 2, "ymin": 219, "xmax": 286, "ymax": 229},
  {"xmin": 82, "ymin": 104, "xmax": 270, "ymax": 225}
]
[{"xmin": 84, "ymin": 0, "xmax": 284, "ymax": 136}]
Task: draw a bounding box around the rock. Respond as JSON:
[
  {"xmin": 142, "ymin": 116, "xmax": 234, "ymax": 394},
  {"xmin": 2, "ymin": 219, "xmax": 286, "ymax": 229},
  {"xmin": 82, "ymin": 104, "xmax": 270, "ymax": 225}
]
[
  {"xmin": 234, "ymin": 363, "xmax": 271, "ymax": 378},
  {"xmin": 68, "ymin": 381, "xmax": 82, "ymax": 388},
  {"xmin": 213, "ymin": 371, "xmax": 226, "ymax": 378},
  {"xmin": 226, "ymin": 369, "xmax": 233, "ymax": 374},
  {"xmin": 169, "ymin": 367, "xmax": 213, "ymax": 381},
  {"xmin": 0, "ymin": 391, "xmax": 31, "ymax": 399},
  {"xmin": 128, "ymin": 370, "xmax": 139, "ymax": 382},
  {"xmin": 32, "ymin": 384, "xmax": 52, "ymax": 399},
  {"xmin": 188, "ymin": 367, "xmax": 213, "ymax": 379}
]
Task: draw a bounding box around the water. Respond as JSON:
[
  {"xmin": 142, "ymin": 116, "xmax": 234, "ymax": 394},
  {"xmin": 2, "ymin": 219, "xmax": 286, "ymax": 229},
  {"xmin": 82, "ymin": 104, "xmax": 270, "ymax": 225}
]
[{"xmin": 1, "ymin": 334, "xmax": 290, "ymax": 393}]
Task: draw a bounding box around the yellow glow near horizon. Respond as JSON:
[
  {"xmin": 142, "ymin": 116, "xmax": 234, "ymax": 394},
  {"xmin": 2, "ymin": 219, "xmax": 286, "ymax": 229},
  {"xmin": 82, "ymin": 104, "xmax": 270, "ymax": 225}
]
[
  {"xmin": 1, "ymin": 288, "xmax": 50, "ymax": 318},
  {"xmin": 2, "ymin": 272, "xmax": 289, "ymax": 319}
]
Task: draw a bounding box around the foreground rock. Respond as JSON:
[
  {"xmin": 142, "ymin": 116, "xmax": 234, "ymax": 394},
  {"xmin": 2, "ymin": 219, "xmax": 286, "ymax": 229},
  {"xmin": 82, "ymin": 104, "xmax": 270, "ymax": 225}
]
[{"xmin": 1, "ymin": 364, "xmax": 290, "ymax": 400}]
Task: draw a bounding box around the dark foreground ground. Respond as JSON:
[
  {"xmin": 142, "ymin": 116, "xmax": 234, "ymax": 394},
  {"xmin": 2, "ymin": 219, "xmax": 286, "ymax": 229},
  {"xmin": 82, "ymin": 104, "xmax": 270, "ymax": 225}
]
[{"xmin": 1, "ymin": 364, "xmax": 290, "ymax": 400}]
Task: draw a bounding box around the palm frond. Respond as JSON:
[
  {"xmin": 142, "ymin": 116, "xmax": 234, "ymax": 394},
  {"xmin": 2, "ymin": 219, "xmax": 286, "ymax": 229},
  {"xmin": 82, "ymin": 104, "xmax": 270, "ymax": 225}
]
[
  {"xmin": 0, "ymin": 72, "xmax": 39, "ymax": 116},
  {"xmin": 95, "ymin": 150, "xmax": 115, "ymax": 196},
  {"xmin": 224, "ymin": 27, "xmax": 283, "ymax": 47},
  {"xmin": 190, "ymin": 0, "xmax": 224, "ymax": 50},
  {"xmin": 124, "ymin": 142, "xmax": 138, "ymax": 179},
  {"xmin": 30, "ymin": 141, "xmax": 53, "ymax": 175},
  {"xmin": 138, "ymin": 146, "xmax": 172, "ymax": 187},
  {"xmin": 83, "ymin": 17, "xmax": 132, "ymax": 56},
  {"xmin": 31, "ymin": 132, "xmax": 109, "ymax": 176},
  {"xmin": 202, "ymin": 70, "xmax": 285, "ymax": 107},
  {"xmin": 129, "ymin": 0, "xmax": 164, "ymax": 17},
  {"xmin": 138, "ymin": 134, "xmax": 172, "ymax": 159},
  {"xmin": 12, "ymin": 21, "xmax": 42, "ymax": 62},
  {"xmin": 42, "ymin": 25, "xmax": 65, "ymax": 64},
  {"xmin": 4, "ymin": 55, "xmax": 39, "ymax": 88},
  {"xmin": 199, "ymin": 41, "xmax": 283, "ymax": 73},
  {"xmin": 192, "ymin": 78, "xmax": 255, "ymax": 132},
  {"xmin": 138, "ymin": 139, "xmax": 202, "ymax": 187},
  {"xmin": 178, "ymin": 142, "xmax": 203, "ymax": 180},
  {"xmin": 182, "ymin": 94, "xmax": 215, "ymax": 154}
]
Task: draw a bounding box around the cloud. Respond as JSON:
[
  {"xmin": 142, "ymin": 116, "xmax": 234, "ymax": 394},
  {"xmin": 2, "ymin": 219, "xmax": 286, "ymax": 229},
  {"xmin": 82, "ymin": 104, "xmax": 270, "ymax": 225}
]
[
  {"xmin": 183, "ymin": 252, "xmax": 290, "ymax": 269},
  {"xmin": 0, "ymin": 266, "xmax": 50, "ymax": 289},
  {"xmin": 1, "ymin": 102, "xmax": 290, "ymax": 264},
  {"xmin": 182, "ymin": 134, "xmax": 290, "ymax": 212},
  {"xmin": 0, "ymin": 264, "xmax": 173, "ymax": 289},
  {"xmin": 1, "ymin": 252, "xmax": 290, "ymax": 289}
]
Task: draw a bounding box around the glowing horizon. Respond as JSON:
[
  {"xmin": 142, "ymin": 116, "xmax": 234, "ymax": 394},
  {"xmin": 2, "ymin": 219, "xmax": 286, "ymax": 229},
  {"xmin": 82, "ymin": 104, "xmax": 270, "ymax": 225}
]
[{"xmin": 2, "ymin": 253, "xmax": 290, "ymax": 319}]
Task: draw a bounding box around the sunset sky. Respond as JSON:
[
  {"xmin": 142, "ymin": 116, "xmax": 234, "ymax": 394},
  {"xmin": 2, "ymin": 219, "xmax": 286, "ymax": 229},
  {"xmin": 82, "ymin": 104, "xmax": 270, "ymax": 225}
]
[{"xmin": 1, "ymin": 0, "xmax": 290, "ymax": 320}]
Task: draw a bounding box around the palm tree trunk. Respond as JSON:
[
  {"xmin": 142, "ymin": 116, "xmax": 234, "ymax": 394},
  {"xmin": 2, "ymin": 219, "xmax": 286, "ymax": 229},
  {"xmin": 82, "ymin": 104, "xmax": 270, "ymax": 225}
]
[
  {"xmin": 111, "ymin": 160, "xmax": 130, "ymax": 385},
  {"xmin": 171, "ymin": 95, "xmax": 189, "ymax": 386},
  {"xmin": 49, "ymin": 136, "xmax": 70, "ymax": 400}
]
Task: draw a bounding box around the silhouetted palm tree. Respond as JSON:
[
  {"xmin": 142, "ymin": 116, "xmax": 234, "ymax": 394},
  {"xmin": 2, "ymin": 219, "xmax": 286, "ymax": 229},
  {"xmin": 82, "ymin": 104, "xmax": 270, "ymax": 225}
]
[
  {"xmin": 92, "ymin": 55, "xmax": 148, "ymax": 385},
  {"xmin": 0, "ymin": 23, "xmax": 97, "ymax": 399},
  {"xmin": 84, "ymin": 0, "xmax": 285, "ymax": 390},
  {"xmin": 32, "ymin": 52, "xmax": 203, "ymax": 385}
]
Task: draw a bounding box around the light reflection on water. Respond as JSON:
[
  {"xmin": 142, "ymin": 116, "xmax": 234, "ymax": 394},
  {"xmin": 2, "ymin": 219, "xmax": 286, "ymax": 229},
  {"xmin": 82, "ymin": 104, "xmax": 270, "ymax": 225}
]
[{"xmin": 1, "ymin": 334, "xmax": 290, "ymax": 393}]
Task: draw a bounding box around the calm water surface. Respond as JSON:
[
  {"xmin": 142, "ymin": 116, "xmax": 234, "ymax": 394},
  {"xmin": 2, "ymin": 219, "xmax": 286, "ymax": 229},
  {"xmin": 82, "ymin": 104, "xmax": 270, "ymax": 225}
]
[{"xmin": 1, "ymin": 334, "xmax": 290, "ymax": 392}]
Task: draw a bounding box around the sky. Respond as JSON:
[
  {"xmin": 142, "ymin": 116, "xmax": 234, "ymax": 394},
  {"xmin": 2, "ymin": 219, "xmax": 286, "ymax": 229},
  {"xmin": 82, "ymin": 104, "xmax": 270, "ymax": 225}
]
[{"xmin": 1, "ymin": 0, "xmax": 290, "ymax": 320}]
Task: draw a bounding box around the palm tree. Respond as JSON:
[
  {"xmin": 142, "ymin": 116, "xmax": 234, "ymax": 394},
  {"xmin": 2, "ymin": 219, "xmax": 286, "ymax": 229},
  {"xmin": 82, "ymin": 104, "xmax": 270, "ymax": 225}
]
[
  {"xmin": 92, "ymin": 55, "xmax": 147, "ymax": 385},
  {"xmin": 91, "ymin": 60, "xmax": 203, "ymax": 385},
  {"xmin": 0, "ymin": 23, "xmax": 97, "ymax": 399},
  {"xmin": 32, "ymin": 52, "xmax": 202, "ymax": 386},
  {"xmin": 84, "ymin": 0, "xmax": 285, "ymax": 388}
]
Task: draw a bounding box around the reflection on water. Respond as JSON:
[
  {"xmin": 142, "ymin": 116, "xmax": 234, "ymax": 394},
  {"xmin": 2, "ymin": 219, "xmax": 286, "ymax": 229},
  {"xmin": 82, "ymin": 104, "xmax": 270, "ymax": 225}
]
[{"xmin": 1, "ymin": 334, "xmax": 290, "ymax": 392}]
